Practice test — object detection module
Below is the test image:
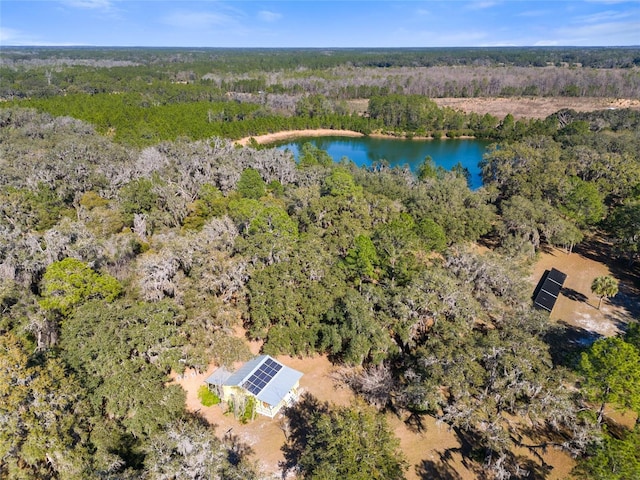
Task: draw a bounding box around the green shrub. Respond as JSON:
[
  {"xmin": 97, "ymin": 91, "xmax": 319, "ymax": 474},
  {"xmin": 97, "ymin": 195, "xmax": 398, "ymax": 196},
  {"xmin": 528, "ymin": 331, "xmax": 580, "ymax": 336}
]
[
  {"xmin": 197, "ymin": 385, "xmax": 220, "ymax": 407},
  {"xmin": 239, "ymin": 396, "xmax": 256, "ymax": 424}
]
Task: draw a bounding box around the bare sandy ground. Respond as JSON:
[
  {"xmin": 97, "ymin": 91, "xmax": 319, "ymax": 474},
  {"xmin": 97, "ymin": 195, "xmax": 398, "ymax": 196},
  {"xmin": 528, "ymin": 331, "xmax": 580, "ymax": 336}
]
[
  {"xmin": 174, "ymin": 355, "xmax": 576, "ymax": 480},
  {"xmin": 173, "ymin": 323, "xmax": 583, "ymax": 479},
  {"xmin": 174, "ymin": 355, "xmax": 489, "ymax": 480},
  {"xmin": 172, "ymin": 355, "xmax": 354, "ymax": 478},
  {"xmin": 346, "ymin": 96, "xmax": 640, "ymax": 120},
  {"xmin": 531, "ymin": 243, "xmax": 638, "ymax": 337},
  {"xmin": 531, "ymin": 247, "xmax": 617, "ymax": 335},
  {"xmin": 529, "ymin": 242, "xmax": 639, "ymax": 431}
]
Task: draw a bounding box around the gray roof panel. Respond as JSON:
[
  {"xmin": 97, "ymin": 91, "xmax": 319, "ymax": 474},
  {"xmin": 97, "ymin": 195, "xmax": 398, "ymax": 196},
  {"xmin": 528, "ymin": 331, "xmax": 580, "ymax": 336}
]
[
  {"xmin": 256, "ymin": 365, "xmax": 303, "ymax": 407},
  {"xmin": 224, "ymin": 355, "xmax": 268, "ymax": 386},
  {"xmin": 205, "ymin": 366, "xmax": 233, "ymax": 385},
  {"xmin": 547, "ymin": 268, "xmax": 567, "ymax": 285}
]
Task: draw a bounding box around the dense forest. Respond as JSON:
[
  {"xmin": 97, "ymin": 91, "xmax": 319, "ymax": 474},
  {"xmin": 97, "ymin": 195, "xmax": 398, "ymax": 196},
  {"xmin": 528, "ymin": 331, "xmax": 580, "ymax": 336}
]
[{"xmin": 1, "ymin": 48, "xmax": 640, "ymax": 479}]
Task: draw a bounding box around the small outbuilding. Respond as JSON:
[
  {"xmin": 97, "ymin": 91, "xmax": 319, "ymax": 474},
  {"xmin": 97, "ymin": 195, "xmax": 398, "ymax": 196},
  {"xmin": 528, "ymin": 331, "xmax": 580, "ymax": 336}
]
[
  {"xmin": 205, "ymin": 355, "xmax": 303, "ymax": 418},
  {"xmin": 534, "ymin": 268, "xmax": 567, "ymax": 312}
]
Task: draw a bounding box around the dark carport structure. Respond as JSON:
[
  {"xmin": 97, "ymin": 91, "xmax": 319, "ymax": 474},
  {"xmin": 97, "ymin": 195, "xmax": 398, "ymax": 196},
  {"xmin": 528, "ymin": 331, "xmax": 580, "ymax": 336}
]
[{"xmin": 534, "ymin": 268, "xmax": 567, "ymax": 312}]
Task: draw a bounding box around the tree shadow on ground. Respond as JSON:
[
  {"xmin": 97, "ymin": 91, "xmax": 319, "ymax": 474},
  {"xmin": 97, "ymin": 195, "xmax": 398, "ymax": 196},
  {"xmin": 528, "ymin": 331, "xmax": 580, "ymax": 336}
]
[
  {"xmin": 448, "ymin": 427, "xmax": 555, "ymax": 479},
  {"xmin": 608, "ymin": 279, "xmax": 640, "ymax": 320},
  {"xmin": 604, "ymin": 415, "xmax": 633, "ymax": 439},
  {"xmin": 602, "ymin": 310, "xmax": 637, "ymax": 336},
  {"xmin": 223, "ymin": 431, "xmax": 255, "ymax": 467},
  {"xmin": 508, "ymin": 455, "xmax": 555, "ymax": 479},
  {"xmin": 517, "ymin": 420, "xmax": 599, "ymax": 479},
  {"xmin": 574, "ymin": 236, "xmax": 640, "ymax": 319},
  {"xmin": 404, "ymin": 410, "xmax": 429, "ymax": 433},
  {"xmin": 538, "ymin": 243, "xmax": 558, "ymax": 255},
  {"xmin": 573, "ymin": 236, "xmax": 620, "ymax": 266},
  {"xmin": 561, "ymin": 287, "xmax": 589, "ymax": 304},
  {"xmin": 415, "ymin": 451, "xmax": 463, "ymax": 480},
  {"xmin": 543, "ymin": 321, "xmax": 603, "ymax": 366},
  {"xmin": 278, "ymin": 393, "xmax": 330, "ymax": 476}
]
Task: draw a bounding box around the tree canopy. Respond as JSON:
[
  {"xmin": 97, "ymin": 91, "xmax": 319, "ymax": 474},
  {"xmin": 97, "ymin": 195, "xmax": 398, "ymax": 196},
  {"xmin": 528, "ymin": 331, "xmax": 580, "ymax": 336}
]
[
  {"xmin": 1, "ymin": 48, "xmax": 640, "ymax": 478},
  {"xmin": 282, "ymin": 395, "xmax": 407, "ymax": 480},
  {"xmin": 591, "ymin": 275, "xmax": 619, "ymax": 310}
]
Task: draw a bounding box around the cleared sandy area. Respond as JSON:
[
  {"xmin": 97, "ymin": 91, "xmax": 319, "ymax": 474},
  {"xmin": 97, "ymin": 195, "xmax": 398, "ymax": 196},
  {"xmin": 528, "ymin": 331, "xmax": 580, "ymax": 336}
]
[
  {"xmin": 173, "ymin": 329, "xmax": 583, "ymax": 479},
  {"xmin": 172, "ymin": 355, "xmax": 354, "ymax": 478},
  {"xmin": 531, "ymin": 241, "xmax": 638, "ymax": 338},
  {"xmin": 529, "ymin": 240, "xmax": 639, "ymax": 432},
  {"xmin": 345, "ymin": 96, "xmax": 640, "ymax": 120},
  {"xmin": 174, "ymin": 353, "xmax": 576, "ymax": 480},
  {"xmin": 173, "ymin": 355, "xmax": 483, "ymax": 480}
]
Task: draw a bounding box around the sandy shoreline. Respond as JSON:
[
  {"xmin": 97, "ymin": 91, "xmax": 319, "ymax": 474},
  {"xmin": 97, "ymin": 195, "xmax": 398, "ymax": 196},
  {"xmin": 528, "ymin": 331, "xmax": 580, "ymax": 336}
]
[
  {"xmin": 235, "ymin": 129, "xmax": 364, "ymax": 146},
  {"xmin": 235, "ymin": 129, "xmax": 475, "ymax": 146}
]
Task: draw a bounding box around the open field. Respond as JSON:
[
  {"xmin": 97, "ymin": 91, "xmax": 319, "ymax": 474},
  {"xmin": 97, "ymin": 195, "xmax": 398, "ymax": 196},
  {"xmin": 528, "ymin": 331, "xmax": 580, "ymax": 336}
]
[
  {"xmin": 432, "ymin": 96, "xmax": 640, "ymax": 120},
  {"xmin": 346, "ymin": 96, "xmax": 640, "ymax": 120}
]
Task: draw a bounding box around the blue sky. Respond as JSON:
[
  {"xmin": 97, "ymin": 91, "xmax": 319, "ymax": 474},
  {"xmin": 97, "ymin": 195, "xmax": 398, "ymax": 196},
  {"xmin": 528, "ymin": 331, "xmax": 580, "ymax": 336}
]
[{"xmin": 1, "ymin": 1, "xmax": 639, "ymax": 47}]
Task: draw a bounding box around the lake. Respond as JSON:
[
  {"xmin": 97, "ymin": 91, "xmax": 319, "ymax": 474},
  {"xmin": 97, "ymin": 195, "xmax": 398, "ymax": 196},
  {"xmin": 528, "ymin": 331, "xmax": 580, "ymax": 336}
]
[{"xmin": 275, "ymin": 136, "xmax": 490, "ymax": 190}]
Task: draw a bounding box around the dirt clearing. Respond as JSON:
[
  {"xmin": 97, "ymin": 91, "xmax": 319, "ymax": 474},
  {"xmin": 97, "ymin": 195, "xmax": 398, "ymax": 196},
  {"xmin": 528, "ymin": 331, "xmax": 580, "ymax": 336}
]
[
  {"xmin": 531, "ymin": 239, "xmax": 639, "ymax": 339},
  {"xmin": 173, "ymin": 354, "xmax": 354, "ymax": 478},
  {"xmin": 432, "ymin": 96, "xmax": 640, "ymax": 120},
  {"xmin": 175, "ymin": 354, "xmax": 578, "ymax": 479},
  {"xmin": 343, "ymin": 96, "xmax": 640, "ymax": 120}
]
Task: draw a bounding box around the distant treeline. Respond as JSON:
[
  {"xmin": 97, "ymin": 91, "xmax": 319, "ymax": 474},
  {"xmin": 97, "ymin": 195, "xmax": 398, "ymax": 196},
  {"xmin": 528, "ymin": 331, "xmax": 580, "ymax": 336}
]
[
  {"xmin": 2, "ymin": 47, "xmax": 640, "ymax": 102},
  {"xmin": 3, "ymin": 46, "xmax": 640, "ymax": 69},
  {"xmin": 3, "ymin": 49, "xmax": 640, "ymax": 147}
]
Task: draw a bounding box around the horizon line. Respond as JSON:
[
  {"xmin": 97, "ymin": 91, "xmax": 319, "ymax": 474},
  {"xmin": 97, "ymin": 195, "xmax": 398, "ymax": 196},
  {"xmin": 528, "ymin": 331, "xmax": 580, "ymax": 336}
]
[{"xmin": 3, "ymin": 44, "xmax": 640, "ymax": 49}]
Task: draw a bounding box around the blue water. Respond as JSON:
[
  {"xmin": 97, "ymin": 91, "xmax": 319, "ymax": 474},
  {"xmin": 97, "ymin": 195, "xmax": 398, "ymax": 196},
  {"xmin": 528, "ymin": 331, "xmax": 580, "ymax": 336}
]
[{"xmin": 275, "ymin": 136, "xmax": 489, "ymax": 189}]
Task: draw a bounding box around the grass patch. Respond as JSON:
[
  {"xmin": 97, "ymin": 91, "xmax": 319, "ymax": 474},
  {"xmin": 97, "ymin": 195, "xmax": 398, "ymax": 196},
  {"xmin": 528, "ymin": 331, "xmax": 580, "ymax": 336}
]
[{"xmin": 198, "ymin": 385, "xmax": 221, "ymax": 406}]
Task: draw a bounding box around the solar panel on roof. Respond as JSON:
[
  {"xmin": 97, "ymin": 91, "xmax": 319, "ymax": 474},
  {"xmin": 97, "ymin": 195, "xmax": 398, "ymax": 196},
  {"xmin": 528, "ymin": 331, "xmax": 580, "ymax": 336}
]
[
  {"xmin": 547, "ymin": 268, "xmax": 567, "ymax": 285},
  {"xmin": 241, "ymin": 359, "xmax": 283, "ymax": 396},
  {"xmin": 533, "ymin": 268, "xmax": 567, "ymax": 313},
  {"xmin": 541, "ymin": 280, "xmax": 562, "ymax": 297},
  {"xmin": 248, "ymin": 384, "xmax": 261, "ymax": 395},
  {"xmin": 535, "ymin": 290, "xmax": 557, "ymax": 311}
]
